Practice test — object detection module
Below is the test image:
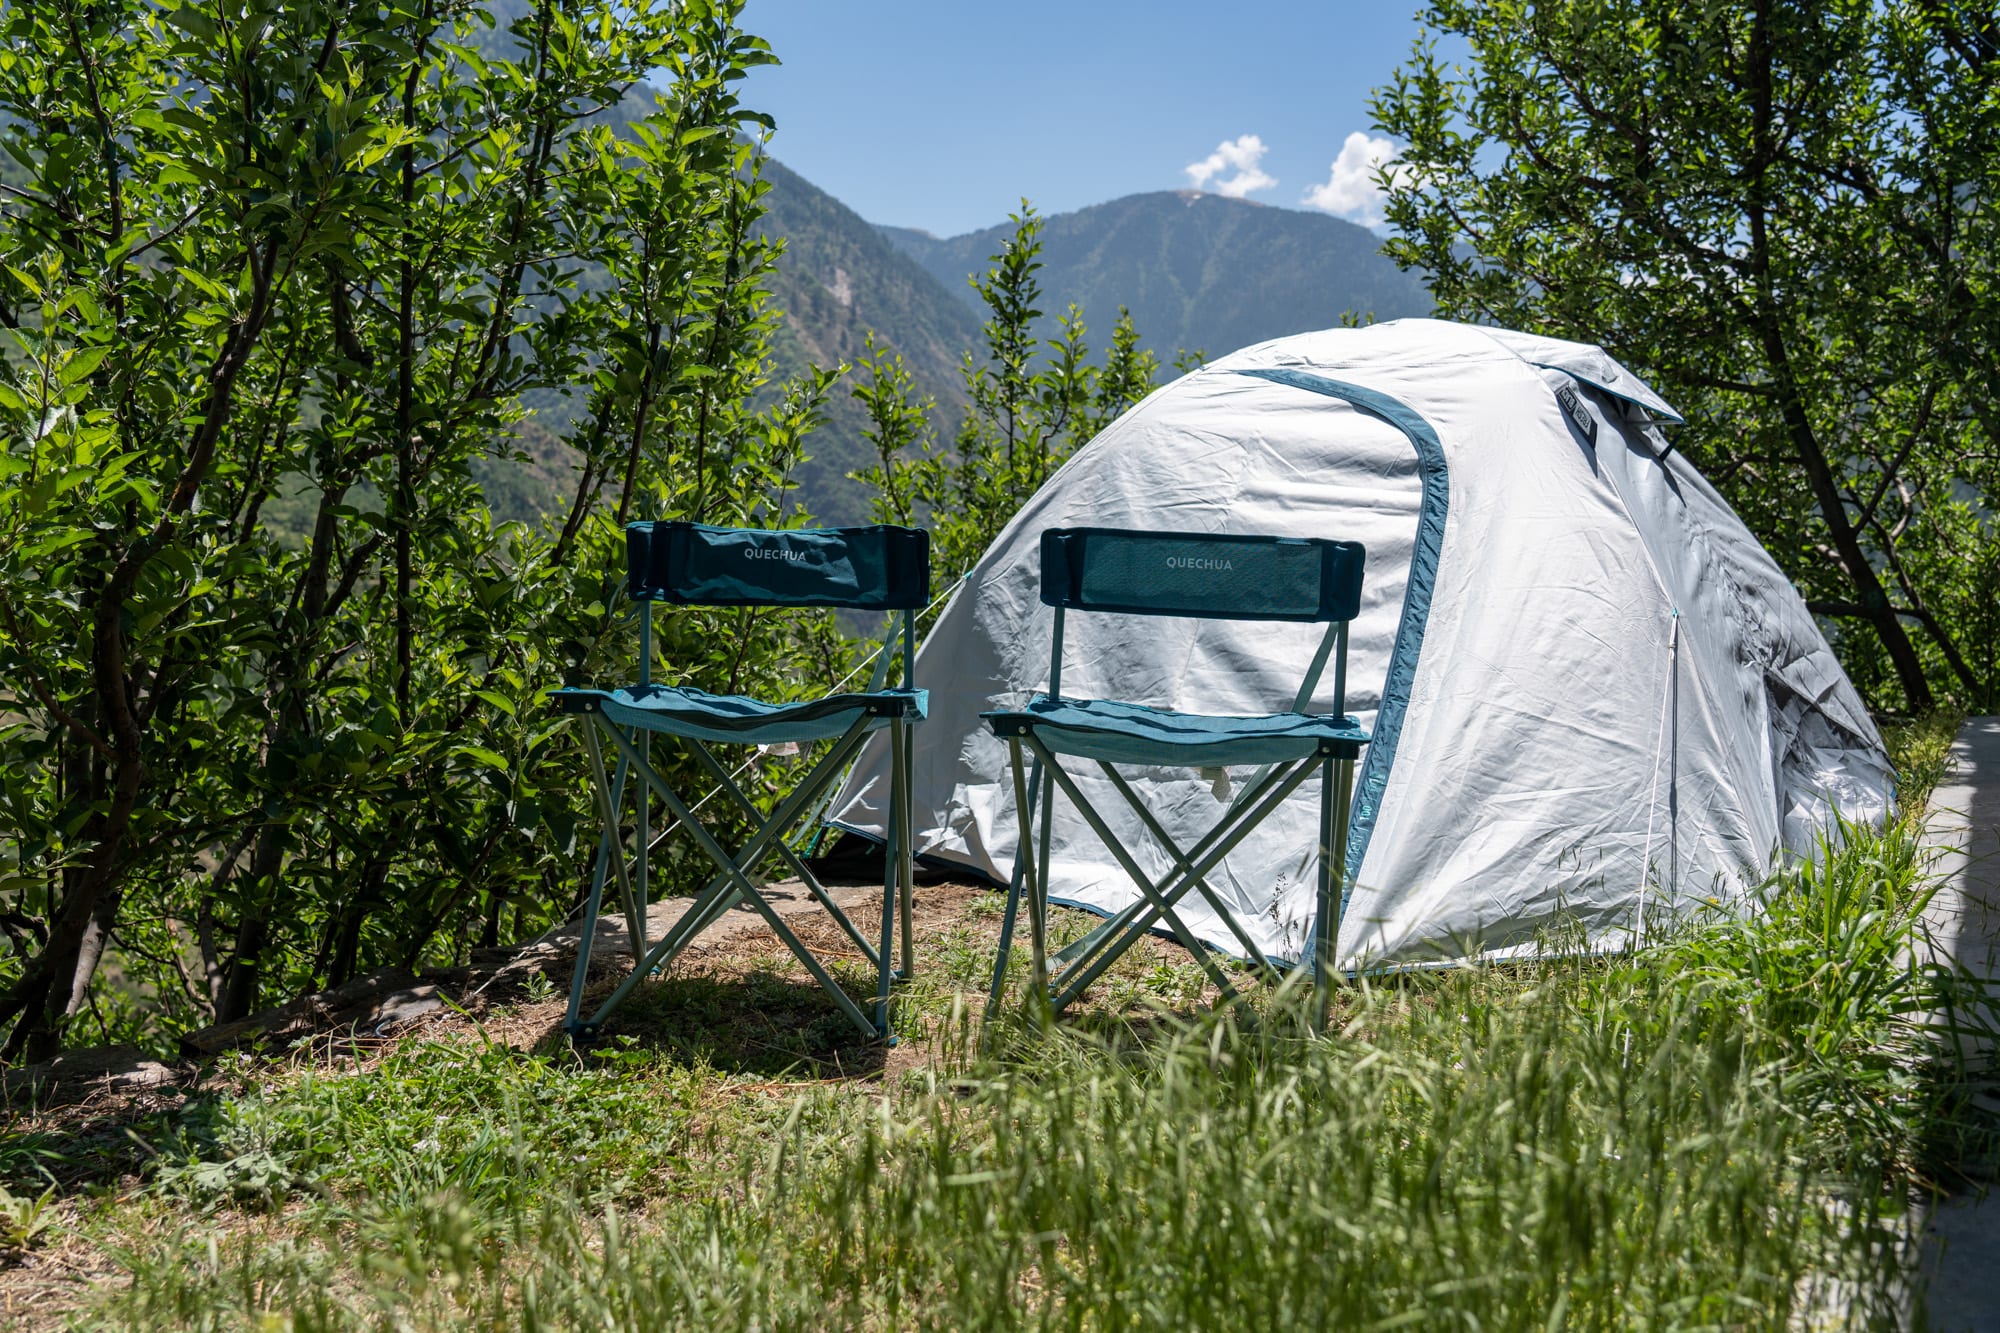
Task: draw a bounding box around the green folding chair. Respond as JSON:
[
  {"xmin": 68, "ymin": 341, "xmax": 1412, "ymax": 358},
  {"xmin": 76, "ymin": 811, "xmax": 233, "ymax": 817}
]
[
  {"xmin": 551, "ymin": 521, "xmax": 929, "ymax": 1042},
  {"xmin": 983, "ymin": 528, "xmax": 1368, "ymax": 1028}
]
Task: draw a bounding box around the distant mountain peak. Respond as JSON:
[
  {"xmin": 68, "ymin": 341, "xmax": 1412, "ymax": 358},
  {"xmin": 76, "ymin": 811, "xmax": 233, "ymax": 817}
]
[
  {"xmin": 1172, "ymin": 188, "xmax": 1270, "ymax": 209},
  {"xmin": 876, "ymin": 189, "xmax": 1430, "ymax": 360}
]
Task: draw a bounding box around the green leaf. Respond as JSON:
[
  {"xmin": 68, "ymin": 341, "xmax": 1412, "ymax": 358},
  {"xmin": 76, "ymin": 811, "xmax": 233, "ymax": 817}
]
[
  {"xmin": 472, "ymin": 690, "xmax": 517, "ymax": 718},
  {"xmin": 58, "ymin": 346, "xmax": 111, "ymax": 387},
  {"xmin": 452, "ymin": 745, "xmax": 511, "ymax": 772}
]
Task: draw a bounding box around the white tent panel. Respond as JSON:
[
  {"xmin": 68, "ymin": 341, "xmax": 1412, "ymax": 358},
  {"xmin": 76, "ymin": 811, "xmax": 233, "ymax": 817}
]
[{"xmin": 830, "ymin": 319, "xmax": 1890, "ymax": 970}]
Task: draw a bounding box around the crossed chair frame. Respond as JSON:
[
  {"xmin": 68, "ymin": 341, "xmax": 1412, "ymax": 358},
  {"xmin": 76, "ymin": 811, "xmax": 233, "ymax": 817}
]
[
  {"xmin": 982, "ymin": 528, "xmax": 1369, "ymax": 1031},
  {"xmin": 557, "ymin": 523, "xmax": 1367, "ymax": 1045},
  {"xmin": 556, "ymin": 524, "xmax": 923, "ymax": 1043}
]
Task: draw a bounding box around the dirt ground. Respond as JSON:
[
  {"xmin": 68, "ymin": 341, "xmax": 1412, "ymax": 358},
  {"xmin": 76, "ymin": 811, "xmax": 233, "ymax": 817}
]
[{"xmin": 0, "ymin": 874, "xmax": 1217, "ymax": 1325}]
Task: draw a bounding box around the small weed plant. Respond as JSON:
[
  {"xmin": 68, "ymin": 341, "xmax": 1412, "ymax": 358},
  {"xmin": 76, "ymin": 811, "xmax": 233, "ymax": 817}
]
[{"xmin": 0, "ymin": 1182, "xmax": 56, "ymax": 1254}]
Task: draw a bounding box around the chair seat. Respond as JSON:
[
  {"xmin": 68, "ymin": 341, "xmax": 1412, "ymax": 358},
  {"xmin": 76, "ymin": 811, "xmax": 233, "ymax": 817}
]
[
  {"xmin": 983, "ymin": 695, "xmax": 1369, "ymax": 767},
  {"xmin": 552, "ymin": 685, "xmax": 926, "ymax": 745}
]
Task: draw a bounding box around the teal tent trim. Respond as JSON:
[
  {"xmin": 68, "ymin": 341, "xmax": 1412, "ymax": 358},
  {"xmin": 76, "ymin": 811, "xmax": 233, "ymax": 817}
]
[{"xmin": 1236, "ymin": 368, "xmax": 1449, "ymax": 908}]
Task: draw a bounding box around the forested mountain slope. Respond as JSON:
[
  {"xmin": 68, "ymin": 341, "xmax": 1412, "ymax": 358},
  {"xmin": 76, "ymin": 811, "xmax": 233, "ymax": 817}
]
[
  {"xmin": 881, "ymin": 191, "xmax": 1431, "ymax": 362},
  {"xmin": 754, "ymin": 158, "xmax": 981, "ymax": 525}
]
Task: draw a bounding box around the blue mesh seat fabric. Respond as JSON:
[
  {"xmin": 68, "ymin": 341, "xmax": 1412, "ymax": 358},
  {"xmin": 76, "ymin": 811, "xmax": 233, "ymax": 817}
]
[
  {"xmin": 986, "ymin": 696, "xmax": 1364, "ymax": 767},
  {"xmin": 555, "ymin": 684, "xmax": 926, "ymax": 745}
]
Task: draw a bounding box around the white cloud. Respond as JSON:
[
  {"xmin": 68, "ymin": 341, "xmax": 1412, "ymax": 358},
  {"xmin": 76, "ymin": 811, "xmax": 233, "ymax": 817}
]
[
  {"xmin": 1184, "ymin": 134, "xmax": 1277, "ymax": 199},
  {"xmin": 1301, "ymin": 131, "xmax": 1405, "ymax": 226}
]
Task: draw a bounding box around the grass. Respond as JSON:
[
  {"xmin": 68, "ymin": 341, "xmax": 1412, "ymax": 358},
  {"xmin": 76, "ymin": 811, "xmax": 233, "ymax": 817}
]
[{"xmin": 9, "ymin": 713, "xmax": 1996, "ymax": 1329}]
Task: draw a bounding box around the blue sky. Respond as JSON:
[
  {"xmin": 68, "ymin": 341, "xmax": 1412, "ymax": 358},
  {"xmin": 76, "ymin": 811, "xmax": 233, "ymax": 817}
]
[{"xmin": 740, "ymin": 2, "xmax": 1434, "ymax": 238}]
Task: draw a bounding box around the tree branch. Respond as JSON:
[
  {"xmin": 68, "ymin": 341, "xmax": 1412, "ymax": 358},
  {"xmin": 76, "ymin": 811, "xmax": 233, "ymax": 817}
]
[{"xmin": 0, "ymin": 598, "xmax": 115, "ymax": 761}]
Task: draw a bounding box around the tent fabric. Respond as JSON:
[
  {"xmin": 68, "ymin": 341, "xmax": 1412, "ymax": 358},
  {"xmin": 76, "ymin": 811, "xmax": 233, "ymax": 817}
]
[{"xmin": 827, "ymin": 318, "xmax": 1891, "ymax": 970}]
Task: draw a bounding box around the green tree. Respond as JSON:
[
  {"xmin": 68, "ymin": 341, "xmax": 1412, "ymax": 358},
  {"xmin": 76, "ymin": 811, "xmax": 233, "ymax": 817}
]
[
  {"xmin": 1375, "ymin": 0, "xmax": 2000, "ymax": 712},
  {"xmin": 0, "ymin": 0, "xmax": 830, "ymax": 1057},
  {"xmin": 856, "ymin": 204, "xmax": 1162, "ymax": 584}
]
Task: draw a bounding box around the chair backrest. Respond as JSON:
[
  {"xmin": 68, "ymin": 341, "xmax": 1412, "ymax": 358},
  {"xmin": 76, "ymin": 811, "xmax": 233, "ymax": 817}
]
[
  {"xmin": 1040, "ymin": 528, "xmax": 1362, "ymax": 621},
  {"xmin": 1037, "ymin": 527, "xmax": 1365, "ymax": 713},
  {"xmin": 623, "ymin": 522, "xmax": 930, "ymax": 691},
  {"xmin": 628, "ymin": 522, "xmax": 929, "ymax": 610}
]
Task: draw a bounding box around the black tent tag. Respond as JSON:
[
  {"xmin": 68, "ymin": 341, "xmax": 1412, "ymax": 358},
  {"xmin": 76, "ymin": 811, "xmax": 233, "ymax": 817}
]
[{"xmin": 1556, "ymin": 382, "xmax": 1599, "ymax": 446}]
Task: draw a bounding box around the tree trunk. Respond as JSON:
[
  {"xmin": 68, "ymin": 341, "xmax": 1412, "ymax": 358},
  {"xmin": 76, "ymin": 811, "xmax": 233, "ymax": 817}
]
[
  {"xmin": 328, "ymin": 856, "xmax": 389, "ymax": 989},
  {"xmin": 215, "ymin": 824, "xmax": 288, "ymax": 1024},
  {"xmin": 1741, "ymin": 0, "xmax": 1934, "ymax": 711},
  {"xmin": 2, "ymin": 747, "xmax": 143, "ymax": 1062},
  {"xmin": 1752, "ymin": 331, "xmax": 1934, "ymax": 711}
]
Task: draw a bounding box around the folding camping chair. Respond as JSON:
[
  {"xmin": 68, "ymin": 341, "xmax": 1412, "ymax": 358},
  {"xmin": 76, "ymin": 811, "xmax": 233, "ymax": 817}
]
[
  {"xmin": 551, "ymin": 521, "xmax": 929, "ymax": 1042},
  {"xmin": 983, "ymin": 528, "xmax": 1368, "ymax": 1028}
]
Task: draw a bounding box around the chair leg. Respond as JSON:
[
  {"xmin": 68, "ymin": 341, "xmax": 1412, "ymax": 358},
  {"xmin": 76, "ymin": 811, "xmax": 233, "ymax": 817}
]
[
  {"xmin": 682, "ymin": 739, "xmax": 884, "ymax": 970},
  {"xmin": 585, "ymin": 717, "xmax": 884, "ymax": 1040},
  {"xmin": 1051, "ymin": 898, "xmax": 1149, "ymax": 972},
  {"xmin": 1313, "ymin": 757, "xmax": 1335, "ymax": 1032},
  {"xmin": 1098, "ymin": 762, "xmax": 1284, "ymax": 977},
  {"xmin": 1331, "ymin": 761, "xmax": 1354, "ymax": 922},
  {"xmin": 898, "ymin": 719, "xmax": 916, "ymax": 981},
  {"xmin": 1049, "ymin": 759, "xmax": 1301, "ymax": 981},
  {"xmin": 1029, "ymin": 748, "xmax": 1251, "ymax": 1009},
  {"xmin": 1031, "ymin": 742, "xmax": 1319, "ymax": 1012},
  {"xmin": 583, "ymin": 866, "xmax": 744, "ymax": 1034},
  {"xmin": 1314, "ymin": 755, "xmax": 1355, "ymax": 1034},
  {"xmin": 631, "ymin": 728, "xmax": 649, "ymax": 964},
  {"xmin": 640, "ymin": 766, "xmax": 883, "ymax": 1038},
  {"xmin": 875, "ymin": 717, "xmax": 906, "ymax": 1037},
  {"xmin": 565, "ymin": 727, "xmax": 626, "ymax": 1034},
  {"xmin": 592, "ymin": 716, "xmax": 884, "ymax": 1040},
  {"xmin": 986, "ymin": 743, "xmax": 1038, "ymax": 1021},
  {"xmin": 581, "ymin": 720, "xmax": 644, "ymax": 964},
  {"xmin": 1029, "ymin": 747, "xmax": 1056, "ymax": 1008}
]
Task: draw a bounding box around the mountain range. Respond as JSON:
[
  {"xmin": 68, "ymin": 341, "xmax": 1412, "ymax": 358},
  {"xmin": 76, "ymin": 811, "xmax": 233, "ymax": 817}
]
[
  {"xmin": 758, "ymin": 171, "xmax": 1432, "ymax": 524},
  {"xmin": 880, "ymin": 191, "xmax": 1430, "ymax": 367},
  {"xmin": 311, "ymin": 150, "xmax": 1438, "ymax": 529}
]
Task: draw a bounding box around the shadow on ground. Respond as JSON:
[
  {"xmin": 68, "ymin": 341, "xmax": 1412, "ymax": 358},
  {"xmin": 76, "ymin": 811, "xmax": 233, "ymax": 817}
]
[{"xmin": 562, "ymin": 968, "xmax": 893, "ymax": 1079}]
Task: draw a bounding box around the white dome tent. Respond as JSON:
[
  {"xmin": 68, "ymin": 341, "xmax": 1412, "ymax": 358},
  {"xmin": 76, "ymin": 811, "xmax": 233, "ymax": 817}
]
[{"xmin": 828, "ymin": 319, "xmax": 1891, "ymax": 971}]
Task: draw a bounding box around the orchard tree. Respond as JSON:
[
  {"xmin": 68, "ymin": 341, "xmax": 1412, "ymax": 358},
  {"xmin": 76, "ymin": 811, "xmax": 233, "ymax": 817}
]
[
  {"xmin": 1376, "ymin": 0, "xmax": 2000, "ymax": 712},
  {"xmin": 0, "ymin": 0, "xmax": 830, "ymax": 1059}
]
